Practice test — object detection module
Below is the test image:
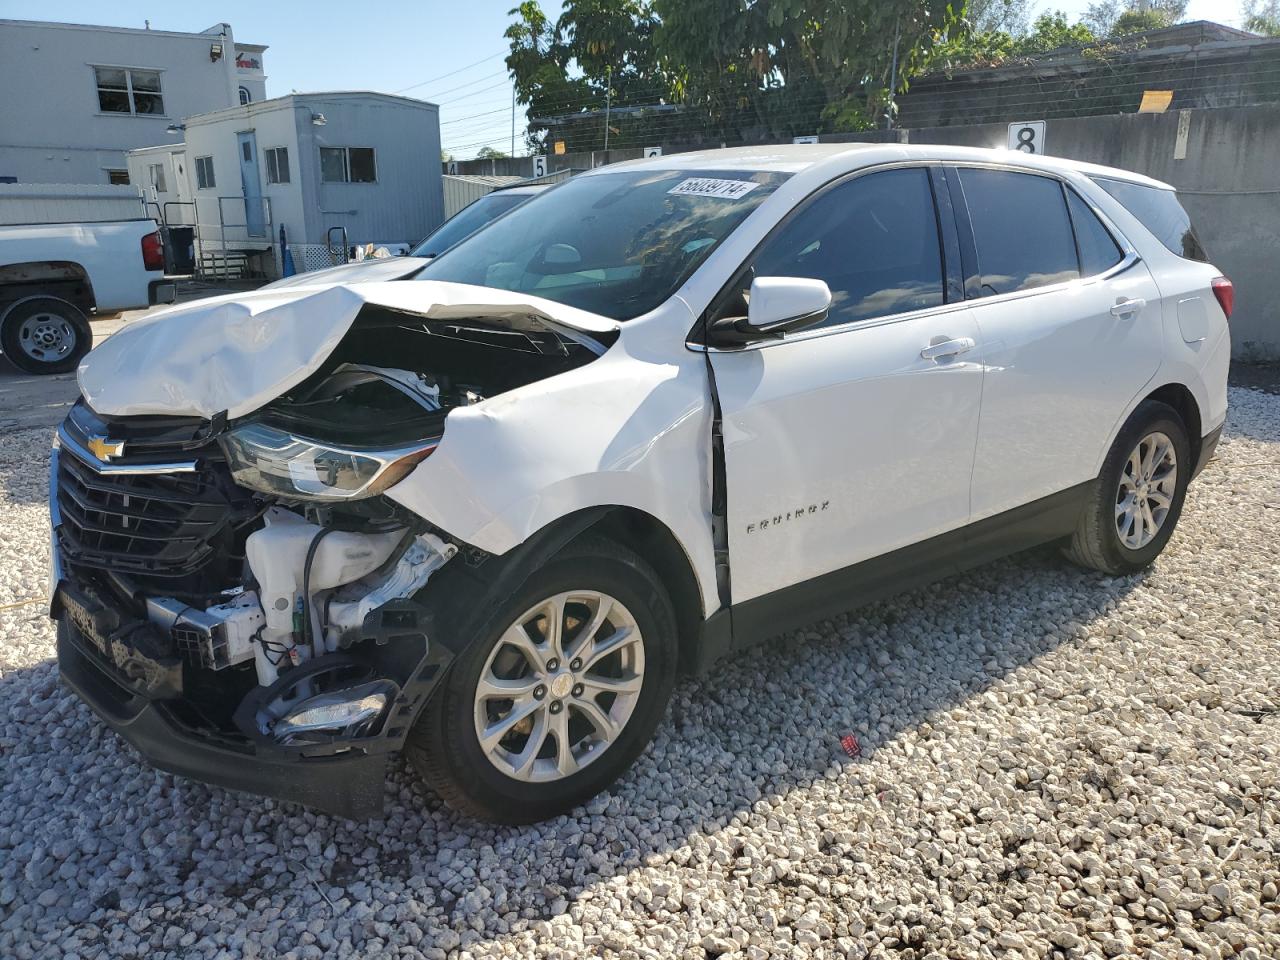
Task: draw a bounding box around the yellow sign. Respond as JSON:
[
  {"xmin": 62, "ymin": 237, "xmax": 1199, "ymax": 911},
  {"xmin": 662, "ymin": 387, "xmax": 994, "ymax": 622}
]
[
  {"xmin": 1138, "ymin": 90, "xmax": 1174, "ymax": 113},
  {"xmin": 554, "ymin": 140, "xmax": 567, "ymax": 155}
]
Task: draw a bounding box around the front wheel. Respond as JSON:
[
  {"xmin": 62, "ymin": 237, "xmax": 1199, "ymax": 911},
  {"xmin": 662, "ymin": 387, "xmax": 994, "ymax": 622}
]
[
  {"xmin": 1064, "ymin": 399, "xmax": 1192, "ymax": 575},
  {"xmin": 406, "ymin": 535, "xmax": 678, "ymax": 823},
  {"xmin": 0, "ymin": 296, "xmax": 92, "ymax": 375}
]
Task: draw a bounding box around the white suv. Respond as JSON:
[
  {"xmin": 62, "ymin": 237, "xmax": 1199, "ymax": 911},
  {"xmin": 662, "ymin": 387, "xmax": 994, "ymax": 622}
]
[{"xmin": 53, "ymin": 145, "xmax": 1231, "ymax": 823}]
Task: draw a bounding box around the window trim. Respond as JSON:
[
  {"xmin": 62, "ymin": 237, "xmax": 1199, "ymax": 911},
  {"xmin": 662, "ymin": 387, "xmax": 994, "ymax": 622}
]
[
  {"xmin": 692, "ymin": 160, "xmax": 961, "ymax": 353},
  {"xmin": 91, "ymin": 63, "xmax": 167, "ymax": 118},
  {"xmin": 1063, "ymin": 183, "xmax": 1124, "ymax": 279},
  {"xmin": 264, "ymin": 146, "xmax": 290, "ymax": 184},
  {"xmin": 941, "ymin": 161, "xmax": 1141, "ymax": 314},
  {"xmin": 319, "ymin": 146, "xmax": 378, "ymax": 184},
  {"xmin": 194, "ymin": 155, "xmax": 216, "ymax": 190},
  {"xmin": 690, "ymin": 159, "xmax": 1142, "ymax": 354}
]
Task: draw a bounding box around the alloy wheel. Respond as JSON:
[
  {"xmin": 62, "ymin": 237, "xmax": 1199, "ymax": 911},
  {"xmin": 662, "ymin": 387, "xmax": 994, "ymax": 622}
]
[
  {"xmin": 1115, "ymin": 430, "xmax": 1178, "ymax": 550},
  {"xmin": 473, "ymin": 590, "xmax": 645, "ymax": 783}
]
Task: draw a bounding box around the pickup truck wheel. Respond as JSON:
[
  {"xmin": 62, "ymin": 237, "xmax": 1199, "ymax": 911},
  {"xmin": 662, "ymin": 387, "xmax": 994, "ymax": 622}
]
[
  {"xmin": 406, "ymin": 535, "xmax": 678, "ymax": 824},
  {"xmin": 1063, "ymin": 399, "xmax": 1191, "ymax": 575},
  {"xmin": 0, "ymin": 297, "xmax": 92, "ymax": 375}
]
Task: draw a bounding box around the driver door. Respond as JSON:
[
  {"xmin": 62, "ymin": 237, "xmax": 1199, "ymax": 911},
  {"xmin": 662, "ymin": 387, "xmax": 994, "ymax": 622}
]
[{"xmin": 705, "ymin": 166, "xmax": 984, "ymax": 611}]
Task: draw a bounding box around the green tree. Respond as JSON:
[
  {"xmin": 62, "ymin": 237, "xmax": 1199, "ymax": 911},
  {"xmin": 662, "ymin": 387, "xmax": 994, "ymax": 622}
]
[
  {"xmin": 1085, "ymin": 0, "xmax": 1185, "ymax": 35},
  {"xmin": 1018, "ymin": 11, "xmax": 1097, "ymax": 52},
  {"xmin": 1244, "ymin": 0, "xmax": 1280, "ymax": 35},
  {"xmin": 476, "ymin": 146, "xmax": 510, "ymax": 159}
]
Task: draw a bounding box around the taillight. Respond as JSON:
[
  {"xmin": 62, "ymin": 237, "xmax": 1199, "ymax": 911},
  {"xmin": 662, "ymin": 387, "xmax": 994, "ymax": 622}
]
[
  {"xmin": 1211, "ymin": 276, "xmax": 1234, "ymax": 319},
  {"xmin": 141, "ymin": 230, "xmax": 165, "ymax": 272}
]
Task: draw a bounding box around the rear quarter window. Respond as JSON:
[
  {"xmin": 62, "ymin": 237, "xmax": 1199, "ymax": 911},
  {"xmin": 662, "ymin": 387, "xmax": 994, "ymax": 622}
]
[{"xmin": 1091, "ymin": 177, "xmax": 1209, "ymax": 262}]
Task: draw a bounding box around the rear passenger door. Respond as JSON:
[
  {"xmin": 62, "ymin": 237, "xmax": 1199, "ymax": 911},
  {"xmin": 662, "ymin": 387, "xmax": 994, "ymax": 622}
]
[
  {"xmin": 948, "ymin": 165, "xmax": 1164, "ymax": 520},
  {"xmin": 707, "ymin": 166, "xmax": 984, "ymax": 604}
]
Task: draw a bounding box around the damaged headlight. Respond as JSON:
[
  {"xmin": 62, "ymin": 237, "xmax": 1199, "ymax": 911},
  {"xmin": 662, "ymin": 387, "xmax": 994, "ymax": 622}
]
[{"xmin": 220, "ymin": 422, "xmax": 436, "ymax": 501}]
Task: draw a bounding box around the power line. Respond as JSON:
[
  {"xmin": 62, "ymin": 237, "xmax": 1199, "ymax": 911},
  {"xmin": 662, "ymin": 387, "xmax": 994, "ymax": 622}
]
[{"xmin": 393, "ymin": 52, "xmax": 506, "ymax": 94}]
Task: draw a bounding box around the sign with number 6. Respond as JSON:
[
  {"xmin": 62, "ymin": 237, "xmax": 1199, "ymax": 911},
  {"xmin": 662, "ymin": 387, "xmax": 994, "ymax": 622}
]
[{"xmin": 1007, "ymin": 120, "xmax": 1046, "ymax": 154}]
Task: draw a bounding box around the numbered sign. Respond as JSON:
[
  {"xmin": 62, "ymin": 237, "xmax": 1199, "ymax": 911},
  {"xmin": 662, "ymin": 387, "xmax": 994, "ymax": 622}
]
[
  {"xmin": 643, "ymin": 146, "xmax": 663, "ymax": 158},
  {"xmin": 532, "ymin": 155, "xmax": 548, "ymax": 178},
  {"xmin": 1007, "ymin": 120, "xmax": 1046, "ymax": 154},
  {"xmin": 792, "ymin": 135, "xmax": 819, "ymax": 144}
]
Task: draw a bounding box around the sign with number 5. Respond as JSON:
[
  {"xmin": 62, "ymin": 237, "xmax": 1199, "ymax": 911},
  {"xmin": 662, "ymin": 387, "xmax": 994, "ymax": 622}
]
[{"xmin": 1007, "ymin": 120, "xmax": 1046, "ymax": 154}]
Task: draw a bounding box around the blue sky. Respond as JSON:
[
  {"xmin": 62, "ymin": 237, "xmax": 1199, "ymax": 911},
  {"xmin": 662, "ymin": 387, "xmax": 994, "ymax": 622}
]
[{"xmin": 6, "ymin": 0, "xmax": 1247, "ymax": 159}]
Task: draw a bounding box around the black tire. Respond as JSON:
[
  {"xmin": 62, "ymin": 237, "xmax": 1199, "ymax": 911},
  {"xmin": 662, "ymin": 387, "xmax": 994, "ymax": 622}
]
[
  {"xmin": 406, "ymin": 534, "xmax": 678, "ymax": 824},
  {"xmin": 1064, "ymin": 399, "xmax": 1192, "ymax": 575},
  {"xmin": 0, "ymin": 296, "xmax": 92, "ymax": 375}
]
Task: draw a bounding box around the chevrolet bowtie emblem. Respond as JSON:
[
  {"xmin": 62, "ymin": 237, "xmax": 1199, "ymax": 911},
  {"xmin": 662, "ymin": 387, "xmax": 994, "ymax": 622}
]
[{"xmin": 87, "ymin": 436, "xmax": 126, "ymax": 462}]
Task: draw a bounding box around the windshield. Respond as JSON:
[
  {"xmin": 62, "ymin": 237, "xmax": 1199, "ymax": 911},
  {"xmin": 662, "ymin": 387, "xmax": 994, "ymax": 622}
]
[
  {"xmin": 411, "ymin": 192, "xmax": 532, "ymax": 258},
  {"xmin": 417, "ymin": 168, "xmax": 791, "ymax": 320}
]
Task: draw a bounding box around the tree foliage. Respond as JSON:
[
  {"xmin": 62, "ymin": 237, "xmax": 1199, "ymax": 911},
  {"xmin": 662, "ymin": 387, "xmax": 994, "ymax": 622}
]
[
  {"xmin": 505, "ymin": 0, "xmax": 957, "ymax": 153},
  {"xmin": 1244, "ymin": 0, "xmax": 1280, "ymax": 36}
]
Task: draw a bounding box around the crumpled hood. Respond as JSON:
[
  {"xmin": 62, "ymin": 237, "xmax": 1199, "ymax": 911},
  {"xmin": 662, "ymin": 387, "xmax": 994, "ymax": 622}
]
[
  {"xmin": 78, "ymin": 280, "xmax": 620, "ymax": 421},
  {"xmin": 261, "ymin": 256, "xmax": 430, "ymax": 289}
]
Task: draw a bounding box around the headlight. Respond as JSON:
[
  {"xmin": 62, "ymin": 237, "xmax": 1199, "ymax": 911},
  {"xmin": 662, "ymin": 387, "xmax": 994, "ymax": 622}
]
[{"xmin": 220, "ymin": 422, "xmax": 436, "ymax": 501}]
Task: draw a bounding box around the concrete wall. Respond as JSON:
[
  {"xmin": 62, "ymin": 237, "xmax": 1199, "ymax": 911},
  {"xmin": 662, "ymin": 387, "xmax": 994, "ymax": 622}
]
[{"xmin": 0, "ymin": 19, "xmax": 261, "ymax": 185}]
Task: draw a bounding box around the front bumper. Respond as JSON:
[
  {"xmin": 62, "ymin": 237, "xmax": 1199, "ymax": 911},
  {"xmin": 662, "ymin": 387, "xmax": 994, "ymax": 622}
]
[
  {"xmin": 57, "ymin": 618, "xmax": 389, "ymax": 817},
  {"xmin": 49, "ymin": 445, "xmax": 451, "ymax": 819}
]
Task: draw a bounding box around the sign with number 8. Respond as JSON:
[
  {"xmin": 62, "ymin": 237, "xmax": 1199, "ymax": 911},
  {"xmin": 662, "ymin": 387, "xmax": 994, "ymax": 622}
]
[{"xmin": 1007, "ymin": 120, "xmax": 1046, "ymax": 154}]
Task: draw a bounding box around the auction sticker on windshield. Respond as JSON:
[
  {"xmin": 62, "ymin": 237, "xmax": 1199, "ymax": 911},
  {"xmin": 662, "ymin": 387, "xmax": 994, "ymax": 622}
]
[{"xmin": 668, "ymin": 178, "xmax": 761, "ymax": 200}]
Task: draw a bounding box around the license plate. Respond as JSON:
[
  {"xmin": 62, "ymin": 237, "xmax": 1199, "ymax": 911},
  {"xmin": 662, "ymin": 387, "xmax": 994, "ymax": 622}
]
[{"xmin": 60, "ymin": 589, "xmax": 111, "ymax": 656}]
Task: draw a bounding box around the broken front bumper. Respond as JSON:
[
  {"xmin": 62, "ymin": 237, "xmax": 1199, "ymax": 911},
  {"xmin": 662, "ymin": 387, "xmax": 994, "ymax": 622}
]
[
  {"xmin": 57, "ymin": 617, "xmax": 390, "ymax": 817},
  {"xmin": 49, "ymin": 446, "xmax": 452, "ymax": 819}
]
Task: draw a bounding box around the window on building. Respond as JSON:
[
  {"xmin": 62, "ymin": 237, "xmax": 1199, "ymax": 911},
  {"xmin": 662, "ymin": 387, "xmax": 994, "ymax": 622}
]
[
  {"xmin": 195, "ymin": 156, "xmax": 216, "ymax": 190},
  {"xmin": 957, "ymin": 168, "xmax": 1080, "ymax": 296},
  {"xmin": 94, "ymin": 66, "xmax": 164, "ymax": 116},
  {"xmin": 147, "ymin": 163, "xmax": 167, "ymax": 193},
  {"xmin": 106, "ymin": 170, "xmax": 130, "ymax": 185},
  {"xmin": 743, "ymin": 167, "xmax": 945, "ymax": 328},
  {"xmin": 320, "ymin": 146, "xmax": 378, "ymax": 183},
  {"xmin": 239, "ymin": 86, "xmax": 251, "ymax": 105},
  {"xmin": 264, "ymin": 147, "xmax": 290, "ymax": 184}
]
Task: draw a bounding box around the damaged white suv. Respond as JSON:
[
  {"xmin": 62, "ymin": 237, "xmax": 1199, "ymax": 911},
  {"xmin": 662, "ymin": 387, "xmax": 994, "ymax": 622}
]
[{"xmin": 51, "ymin": 145, "xmax": 1231, "ymax": 822}]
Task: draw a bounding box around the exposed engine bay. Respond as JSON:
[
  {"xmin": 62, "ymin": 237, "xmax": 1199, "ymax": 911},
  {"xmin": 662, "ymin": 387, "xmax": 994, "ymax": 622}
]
[{"xmin": 54, "ymin": 304, "xmax": 608, "ymax": 754}]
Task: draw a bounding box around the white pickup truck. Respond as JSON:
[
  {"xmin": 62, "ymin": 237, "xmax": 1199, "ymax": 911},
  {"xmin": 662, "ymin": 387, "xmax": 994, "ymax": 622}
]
[{"xmin": 0, "ymin": 218, "xmax": 176, "ymax": 374}]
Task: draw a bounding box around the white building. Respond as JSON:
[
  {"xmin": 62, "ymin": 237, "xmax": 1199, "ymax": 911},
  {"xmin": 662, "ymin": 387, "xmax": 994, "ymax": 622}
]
[
  {"xmin": 128, "ymin": 92, "xmax": 444, "ymax": 278},
  {"xmin": 0, "ymin": 18, "xmax": 267, "ymax": 185}
]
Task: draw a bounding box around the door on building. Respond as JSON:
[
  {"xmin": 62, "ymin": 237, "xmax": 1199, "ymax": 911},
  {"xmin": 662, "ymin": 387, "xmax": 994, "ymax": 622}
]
[
  {"xmin": 170, "ymin": 152, "xmax": 191, "ymax": 206},
  {"xmin": 237, "ymin": 131, "xmax": 266, "ymax": 238}
]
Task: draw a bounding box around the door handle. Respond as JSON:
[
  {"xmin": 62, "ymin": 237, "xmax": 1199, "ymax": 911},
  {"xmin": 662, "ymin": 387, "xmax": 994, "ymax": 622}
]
[
  {"xmin": 1110, "ymin": 297, "xmax": 1146, "ymax": 319},
  {"xmin": 920, "ymin": 336, "xmax": 976, "ymax": 361}
]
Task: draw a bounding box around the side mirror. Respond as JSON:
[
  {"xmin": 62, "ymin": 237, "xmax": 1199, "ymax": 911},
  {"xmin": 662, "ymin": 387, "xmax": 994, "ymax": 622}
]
[{"xmin": 712, "ymin": 276, "xmax": 831, "ymax": 344}]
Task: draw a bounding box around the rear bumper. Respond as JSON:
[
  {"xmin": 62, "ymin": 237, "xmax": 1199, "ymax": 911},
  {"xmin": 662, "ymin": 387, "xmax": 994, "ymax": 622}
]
[
  {"xmin": 57, "ymin": 618, "xmax": 390, "ymax": 818},
  {"xmin": 148, "ymin": 279, "xmax": 177, "ymax": 306}
]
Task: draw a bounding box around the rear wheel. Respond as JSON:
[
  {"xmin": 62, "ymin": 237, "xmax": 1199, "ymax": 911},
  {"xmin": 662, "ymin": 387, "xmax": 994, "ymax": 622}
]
[
  {"xmin": 1064, "ymin": 400, "xmax": 1191, "ymax": 575},
  {"xmin": 406, "ymin": 535, "xmax": 677, "ymax": 823},
  {"xmin": 0, "ymin": 296, "xmax": 92, "ymax": 375}
]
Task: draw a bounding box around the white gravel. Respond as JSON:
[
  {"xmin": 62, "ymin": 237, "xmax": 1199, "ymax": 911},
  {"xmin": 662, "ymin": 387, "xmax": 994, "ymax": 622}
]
[{"xmin": 2, "ymin": 387, "xmax": 1279, "ymax": 959}]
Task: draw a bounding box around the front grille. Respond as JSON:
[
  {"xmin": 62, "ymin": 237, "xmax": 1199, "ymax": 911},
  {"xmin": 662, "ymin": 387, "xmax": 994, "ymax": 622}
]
[{"xmin": 56, "ymin": 448, "xmax": 251, "ymax": 580}]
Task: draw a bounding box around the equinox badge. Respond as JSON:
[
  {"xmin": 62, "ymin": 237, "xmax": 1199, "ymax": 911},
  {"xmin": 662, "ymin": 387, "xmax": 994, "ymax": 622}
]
[{"xmin": 87, "ymin": 436, "xmax": 126, "ymax": 462}]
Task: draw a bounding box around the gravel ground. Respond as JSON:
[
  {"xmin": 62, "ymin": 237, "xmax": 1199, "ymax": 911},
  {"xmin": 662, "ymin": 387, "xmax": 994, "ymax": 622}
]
[{"xmin": 2, "ymin": 388, "xmax": 1278, "ymax": 959}]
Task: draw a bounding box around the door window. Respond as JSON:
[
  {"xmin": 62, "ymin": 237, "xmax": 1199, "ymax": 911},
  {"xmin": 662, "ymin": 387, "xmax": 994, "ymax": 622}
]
[
  {"xmin": 1065, "ymin": 189, "xmax": 1123, "ymax": 277},
  {"xmin": 957, "ymin": 168, "xmax": 1079, "ymax": 296},
  {"xmin": 744, "ymin": 167, "xmax": 945, "ymax": 328}
]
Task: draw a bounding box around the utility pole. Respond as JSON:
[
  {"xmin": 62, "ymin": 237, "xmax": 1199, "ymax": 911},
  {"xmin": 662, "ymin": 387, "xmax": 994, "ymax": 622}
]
[
  {"xmin": 511, "ymin": 85, "xmax": 516, "ymax": 157},
  {"xmin": 886, "ymin": 17, "xmax": 901, "ymax": 131},
  {"xmin": 603, "ymin": 65, "xmax": 612, "ymax": 153}
]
